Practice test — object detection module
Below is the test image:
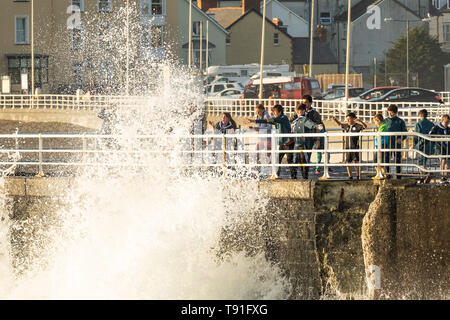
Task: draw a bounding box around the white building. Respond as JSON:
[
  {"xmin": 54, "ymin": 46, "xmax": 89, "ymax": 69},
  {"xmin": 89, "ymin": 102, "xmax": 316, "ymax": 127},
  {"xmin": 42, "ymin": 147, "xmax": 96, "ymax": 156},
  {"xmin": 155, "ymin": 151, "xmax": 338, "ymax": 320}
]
[{"xmin": 261, "ymin": 0, "xmax": 309, "ymax": 37}]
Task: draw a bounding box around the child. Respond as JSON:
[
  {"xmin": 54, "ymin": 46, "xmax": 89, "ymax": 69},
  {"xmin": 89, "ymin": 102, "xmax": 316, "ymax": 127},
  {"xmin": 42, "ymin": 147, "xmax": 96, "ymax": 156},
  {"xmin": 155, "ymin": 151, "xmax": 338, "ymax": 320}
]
[
  {"xmin": 373, "ymin": 114, "xmax": 387, "ymax": 178},
  {"xmin": 332, "ymin": 113, "xmax": 367, "ymax": 180}
]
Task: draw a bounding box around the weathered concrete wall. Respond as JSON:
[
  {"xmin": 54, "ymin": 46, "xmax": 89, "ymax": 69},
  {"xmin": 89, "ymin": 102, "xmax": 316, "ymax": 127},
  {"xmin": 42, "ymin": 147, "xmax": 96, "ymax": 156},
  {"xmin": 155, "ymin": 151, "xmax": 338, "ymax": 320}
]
[
  {"xmin": 0, "ymin": 177, "xmax": 448, "ymax": 299},
  {"xmin": 362, "ymin": 182, "xmax": 450, "ymax": 300}
]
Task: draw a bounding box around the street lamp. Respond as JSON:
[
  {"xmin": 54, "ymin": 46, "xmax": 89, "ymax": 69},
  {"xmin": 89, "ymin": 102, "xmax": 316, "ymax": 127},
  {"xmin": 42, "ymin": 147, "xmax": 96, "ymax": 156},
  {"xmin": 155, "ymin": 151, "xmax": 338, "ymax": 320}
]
[
  {"xmin": 31, "ymin": 0, "xmax": 34, "ymax": 95},
  {"xmin": 384, "ymin": 16, "xmax": 430, "ymax": 87},
  {"xmin": 308, "ymin": 0, "xmax": 315, "ymax": 77},
  {"xmin": 259, "ymin": 0, "xmax": 267, "ymax": 100}
]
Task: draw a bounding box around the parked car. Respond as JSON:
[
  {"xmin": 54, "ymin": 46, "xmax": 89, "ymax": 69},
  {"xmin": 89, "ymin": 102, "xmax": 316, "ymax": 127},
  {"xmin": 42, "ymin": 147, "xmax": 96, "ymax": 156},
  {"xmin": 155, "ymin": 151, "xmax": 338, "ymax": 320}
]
[
  {"xmin": 208, "ymin": 88, "xmax": 244, "ymax": 109},
  {"xmin": 364, "ymin": 87, "xmax": 444, "ymax": 104},
  {"xmin": 205, "ymin": 82, "xmax": 244, "ymax": 96},
  {"xmin": 352, "ymin": 86, "xmax": 402, "ymax": 101},
  {"xmin": 240, "ymin": 76, "xmax": 322, "ymax": 101},
  {"xmin": 322, "ymin": 87, "xmax": 364, "ymax": 100},
  {"xmin": 216, "ymin": 88, "xmax": 243, "ymax": 99},
  {"xmin": 325, "ymin": 84, "xmax": 353, "ymax": 94}
]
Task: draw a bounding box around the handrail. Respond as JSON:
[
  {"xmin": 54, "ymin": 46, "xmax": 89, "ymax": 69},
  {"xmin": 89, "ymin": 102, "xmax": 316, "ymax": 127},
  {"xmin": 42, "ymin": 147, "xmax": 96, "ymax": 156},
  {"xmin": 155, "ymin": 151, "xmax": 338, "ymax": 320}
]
[{"xmin": 0, "ymin": 131, "xmax": 448, "ymax": 179}]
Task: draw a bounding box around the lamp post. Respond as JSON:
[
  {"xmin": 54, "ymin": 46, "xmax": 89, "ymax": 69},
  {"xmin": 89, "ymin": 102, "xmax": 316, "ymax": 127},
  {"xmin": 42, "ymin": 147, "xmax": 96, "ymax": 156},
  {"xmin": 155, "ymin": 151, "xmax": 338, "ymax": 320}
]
[
  {"xmin": 31, "ymin": 0, "xmax": 34, "ymax": 95},
  {"xmin": 188, "ymin": 0, "xmax": 192, "ymax": 69},
  {"xmin": 308, "ymin": 0, "xmax": 315, "ymax": 77},
  {"xmin": 344, "ymin": 0, "xmax": 351, "ymax": 102},
  {"xmin": 125, "ymin": 0, "xmax": 129, "ymax": 95},
  {"xmin": 384, "ymin": 17, "xmax": 430, "ymax": 87},
  {"xmin": 259, "ymin": 0, "xmax": 267, "ymax": 100}
]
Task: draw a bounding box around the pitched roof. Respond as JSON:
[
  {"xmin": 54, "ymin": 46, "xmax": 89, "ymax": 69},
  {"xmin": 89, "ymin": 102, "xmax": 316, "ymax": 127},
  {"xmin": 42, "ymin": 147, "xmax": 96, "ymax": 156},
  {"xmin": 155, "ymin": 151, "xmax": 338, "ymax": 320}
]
[
  {"xmin": 265, "ymin": 0, "xmax": 308, "ymax": 24},
  {"xmin": 206, "ymin": 7, "xmax": 243, "ymax": 29},
  {"xmin": 334, "ymin": 0, "xmax": 420, "ymax": 22},
  {"xmin": 183, "ymin": 0, "xmax": 229, "ymax": 34},
  {"xmin": 292, "ymin": 38, "xmax": 338, "ymax": 65},
  {"xmin": 226, "ymin": 8, "xmax": 293, "ymax": 39}
]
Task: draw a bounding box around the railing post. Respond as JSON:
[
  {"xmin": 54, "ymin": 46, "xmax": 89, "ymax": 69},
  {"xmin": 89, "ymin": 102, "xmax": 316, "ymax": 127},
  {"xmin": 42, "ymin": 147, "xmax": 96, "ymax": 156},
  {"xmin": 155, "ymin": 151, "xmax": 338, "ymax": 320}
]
[
  {"xmin": 319, "ymin": 132, "xmax": 330, "ymax": 180},
  {"xmin": 36, "ymin": 133, "xmax": 45, "ymax": 177},
  {"xmin": 270, "ymin": 130, "xmax": 278, "ymax": 179},
  {"xmin": 222, "ymin": 134, "xmax": 227, "ymax": 175}
]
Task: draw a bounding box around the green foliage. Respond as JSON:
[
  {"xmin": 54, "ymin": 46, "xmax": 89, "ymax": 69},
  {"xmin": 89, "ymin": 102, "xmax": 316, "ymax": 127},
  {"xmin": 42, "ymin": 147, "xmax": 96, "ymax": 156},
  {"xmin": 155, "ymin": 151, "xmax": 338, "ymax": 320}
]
[{"xmin": 379, "ymin": 27, "xmax": 450, "ymax": 90}]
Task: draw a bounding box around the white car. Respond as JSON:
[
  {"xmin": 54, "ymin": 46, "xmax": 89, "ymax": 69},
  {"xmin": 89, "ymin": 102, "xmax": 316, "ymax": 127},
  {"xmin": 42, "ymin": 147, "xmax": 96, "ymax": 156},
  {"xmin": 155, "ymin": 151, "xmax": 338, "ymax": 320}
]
[
  {"xmin": 216, "ymin": 88, "xmax": 243, "ymax": 99},
  {"xmin": 205, "ymin": 82, "xmax": 244, "ymax": 96},
  {"xmin": 208, "ymin": 88, "xmax": 243, "ymax": 109}
]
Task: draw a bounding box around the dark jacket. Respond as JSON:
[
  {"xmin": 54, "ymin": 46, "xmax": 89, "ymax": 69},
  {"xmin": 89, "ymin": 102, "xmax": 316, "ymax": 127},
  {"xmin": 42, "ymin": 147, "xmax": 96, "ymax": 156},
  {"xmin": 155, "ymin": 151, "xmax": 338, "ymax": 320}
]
[
  {"xmin": 414, "ymin": 118, "xmax": 434, "ymax": 155},
  {"xmin": 306, "ymin": 107, "xmax": 323, "ymax": 125},
  {"xmin": 385, "ymin": 116, "xmax": 407, "ymax": 147},
  {"xmin": 291, "ymin": 116, "xmax": 319, "ymax": 148},
  {"xmin": 429, "ymin": 123, "xmax": 449, "ymax": 155},
  {"xmin": 256, "ymin": 114, "xmax": 292, "ymax": 146}
]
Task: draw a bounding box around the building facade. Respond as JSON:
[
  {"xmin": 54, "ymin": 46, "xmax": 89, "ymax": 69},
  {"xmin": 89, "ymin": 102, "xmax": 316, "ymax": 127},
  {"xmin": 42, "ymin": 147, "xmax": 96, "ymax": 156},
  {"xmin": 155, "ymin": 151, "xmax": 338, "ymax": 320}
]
[
  {"xmin": 0, "ymin": 0, "xmax": 227, "ymax": 94},
  {"xmin": 225, "ymin": 9, "xmax": 293, "ymax": 67}
]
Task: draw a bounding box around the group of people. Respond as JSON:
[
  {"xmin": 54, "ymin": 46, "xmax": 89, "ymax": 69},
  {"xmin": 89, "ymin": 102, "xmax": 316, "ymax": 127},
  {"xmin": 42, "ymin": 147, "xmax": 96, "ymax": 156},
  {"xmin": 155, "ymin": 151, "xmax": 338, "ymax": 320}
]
[{"xmin": 208, "ymin": 94, "xmax": 450, "ymax": 182}]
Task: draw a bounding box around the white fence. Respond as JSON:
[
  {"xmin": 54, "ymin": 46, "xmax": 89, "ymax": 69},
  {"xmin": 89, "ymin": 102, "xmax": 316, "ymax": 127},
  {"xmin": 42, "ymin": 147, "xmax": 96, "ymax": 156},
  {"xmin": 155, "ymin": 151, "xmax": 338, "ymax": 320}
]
[
  {"xmin": 441, "ymin": 91, "xmax": 450, "ymax": 103},
  {"xmin": 206, "ymin": 98, "xmax": 450, "ymax": 124},
  {"xmin": 0, "ymin": 94, "xmax": 449, "ymax": 125},
  {"xmin": 0, "ymin": 131, "xmax": 448, "ymax": 180}
]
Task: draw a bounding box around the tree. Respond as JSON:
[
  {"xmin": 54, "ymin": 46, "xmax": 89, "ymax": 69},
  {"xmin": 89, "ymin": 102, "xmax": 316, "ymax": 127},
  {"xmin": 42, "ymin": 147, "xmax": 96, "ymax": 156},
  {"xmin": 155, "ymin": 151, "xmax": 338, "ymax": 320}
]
[{"xmin": 379, "ymin": 26, "xmax": 450, "ymax": 90}]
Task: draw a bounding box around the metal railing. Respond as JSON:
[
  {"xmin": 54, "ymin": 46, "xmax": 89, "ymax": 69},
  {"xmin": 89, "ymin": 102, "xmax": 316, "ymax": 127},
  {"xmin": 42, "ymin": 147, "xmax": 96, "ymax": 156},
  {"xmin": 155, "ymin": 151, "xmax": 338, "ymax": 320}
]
[
  {"xmin": 206, "ymin": 98, "xmax": 450, "ymax": 124},
  {"xmin": 440, "ymin": 91, "xmax": 450, "ymax": 103},
  {"xmin": 0, "ymin": 94, "xmax": 150, "ymax": 111},
  {"xmin": 0, "ymin": 94, "xmax": 449, "ymax": 125},
  {"xmin": 0, "ymin": 131, "xmax": 448, "ymax": 180}
]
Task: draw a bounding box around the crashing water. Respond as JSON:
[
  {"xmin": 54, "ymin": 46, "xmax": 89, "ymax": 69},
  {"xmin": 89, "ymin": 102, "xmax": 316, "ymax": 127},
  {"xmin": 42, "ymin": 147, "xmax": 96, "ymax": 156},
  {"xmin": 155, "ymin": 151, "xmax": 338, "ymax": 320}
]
[{"xmin": 0, "ymin": 62, "xmax": 291, "ymax": 300}]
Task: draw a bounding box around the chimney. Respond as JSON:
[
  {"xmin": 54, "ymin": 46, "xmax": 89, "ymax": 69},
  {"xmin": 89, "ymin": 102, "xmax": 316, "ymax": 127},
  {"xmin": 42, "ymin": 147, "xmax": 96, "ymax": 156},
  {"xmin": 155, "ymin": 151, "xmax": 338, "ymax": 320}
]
[
  {"xmin": 242, "ymin": 0, "xmax": 261, "ymax": 14},
  {"xmin": 197, "ymin": 0, "xmax": 217, "ymax": 11}
]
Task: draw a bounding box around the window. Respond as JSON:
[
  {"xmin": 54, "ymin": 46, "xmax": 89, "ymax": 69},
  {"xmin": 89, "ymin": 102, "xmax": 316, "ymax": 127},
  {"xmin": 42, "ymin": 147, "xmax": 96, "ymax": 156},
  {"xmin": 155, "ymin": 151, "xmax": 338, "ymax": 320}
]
[
  {"xmin": 71, "ymin": 0, "xmax": 84, "ymax": 12},
  {"xmin": 193, "ymin": 21, "xmax": 200, "ymax": 36},
  {"xmin": 72, "ymin": 24, "xmax": 84, "ymax": 50},
  {"xmin": 15, "ymin": 16, "xmax": 29, "ymax": 44},
  {"xmin": 213, "ymin": 84, "xmax": 225, "ymax": 92},
  {"xmin": 142, "ymin": 24, "xmax": 164, "ymax": 48},
  {"xmin": 226, "ymin": 34, "xmax": 231, "ymax": 45},
  {"xmin": 141, "ymin": 0, "xmax": 164, "ymax": 15},
  {"xmin": 240, "ymin": 70, "xmax": 247, "ymax": 76},
  {"xmin": 320, "ymin": 12, "xmax": 331, "ymax": 25},
  {"xmin": 98, "ymin": 0, "xmax": 112, "ymax": 12},
  {"xmin": 73, "ymin": 63, "xmax": 84, "ymax": 86},
  {"xmin": 444, "ymin": 23, "xmax": 450, "ymax": 42},
  {"xmin": 98, "ymin": 23, "xmax": 112, "ymax": 49},
  {"xmin": 7, "ymin": 56, "xmax": 48, "ymax": 85},
  {"xmin": 274, "ymin": 33, "xmax": 280, "ymax": 45}
]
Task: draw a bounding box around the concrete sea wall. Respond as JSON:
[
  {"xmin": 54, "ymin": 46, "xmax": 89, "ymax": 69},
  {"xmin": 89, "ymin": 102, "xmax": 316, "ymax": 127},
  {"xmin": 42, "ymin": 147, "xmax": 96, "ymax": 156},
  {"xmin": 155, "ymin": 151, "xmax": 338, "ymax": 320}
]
[{"xmin": 0, "ymin": 177, "xmax": 448, "ymax": 299}]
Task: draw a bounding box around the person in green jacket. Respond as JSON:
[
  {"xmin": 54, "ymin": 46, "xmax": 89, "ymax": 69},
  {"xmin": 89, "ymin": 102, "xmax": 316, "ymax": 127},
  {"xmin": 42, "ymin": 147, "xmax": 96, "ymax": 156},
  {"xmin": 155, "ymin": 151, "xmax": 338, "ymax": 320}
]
[
  {"xmin": 291, "ymin": 104, "xmax": 323, "ymax": 179},
  {"xmin": 384, "ymin": 105, "xmax": 408, "ymax": 179},
  {"xmin": 246, "ymin": 104, "xmax": 295, "ymax": 179},
  {"xmin": 414, "ymin": 109, "xmax": 435, "ymax": 182},
  {"xmin": 373, "ymin": 113, "xmax": 388, "ymax": 178}
]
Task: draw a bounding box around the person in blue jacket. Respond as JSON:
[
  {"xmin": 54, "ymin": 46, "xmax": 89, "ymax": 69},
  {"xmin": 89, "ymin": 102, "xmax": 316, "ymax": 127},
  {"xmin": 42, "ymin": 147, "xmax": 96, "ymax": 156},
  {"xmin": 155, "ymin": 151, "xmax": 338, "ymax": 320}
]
[
  {"xmin": 429, "ymin": 115, "xmax": 450, "ymax": 183},
  {"xmin": 384, "ymin": 105, "xmax": 408, "ymax": 179},
  {"xmin": 414, "ymin": 109, "xmax": 435, "ymax": 183}
]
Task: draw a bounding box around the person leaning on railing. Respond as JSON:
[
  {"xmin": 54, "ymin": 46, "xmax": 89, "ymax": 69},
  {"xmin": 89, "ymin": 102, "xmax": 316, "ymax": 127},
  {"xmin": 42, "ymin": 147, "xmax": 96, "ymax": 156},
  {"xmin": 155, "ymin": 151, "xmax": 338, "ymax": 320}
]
[
  {"xmin": 244, "ymin": 104, "xmax": 272, "ymax": 167},
  {"xmin": 246, "ymin": 104, "xmax": 295, "ymax": 179},
  {"xmin": 292, "ymin": 104, "xmax": 323, "ymax": 179},
  {"xmin": 414, "ymin": 109, "xmax": 435, "ymax": 183},
  {"xmin": 373, "ymin": 114, "xmax": 388, "ymax": 178},
  {"xmin": 384, "ymin": 105, "xmax": 408, "ymax": 179},
  {"xmin": 429, "ymin": 114, "xmax": 450, "ymax": 183},
  {"xmin": 332, "ymin": 113, "xmax": 368, "ymax": 180}
]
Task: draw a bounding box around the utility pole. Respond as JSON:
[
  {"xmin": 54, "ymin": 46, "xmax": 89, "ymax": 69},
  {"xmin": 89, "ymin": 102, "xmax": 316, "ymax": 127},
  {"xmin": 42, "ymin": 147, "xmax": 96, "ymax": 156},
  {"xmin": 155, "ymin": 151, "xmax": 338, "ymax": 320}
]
[
  {"xmin": 259, "ymin": 0, "xmax": 267, "ymax": 100},
  {"xmin": 126, "ymin": 0, "xmax": 129, "ymax": 95},
  {"xmin": 344, "ymin": 0, "xmax": 352, "ymax": 102},
  {"xmin": 188, "ymin": 0, "xmax": 192, "ymax": 69},
  {"xmin": 309, "ymin": 0, "xmax": 315, "ymax": 77},
  {"xmin": 31, "ymin": 0, "xmax": 34, "ymax": 95},
  {"xmin": 406, "ymin": 20, "xmax": 409, "ymax": 87}
]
